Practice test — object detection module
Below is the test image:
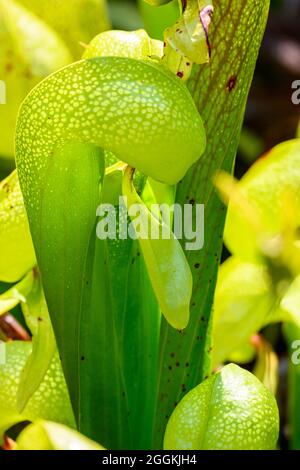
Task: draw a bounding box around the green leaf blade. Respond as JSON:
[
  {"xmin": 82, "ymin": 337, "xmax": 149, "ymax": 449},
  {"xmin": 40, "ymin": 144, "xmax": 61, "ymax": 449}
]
[{"xmin": 154, "ymin": 0, "xmax": 271, "ymax": 447}]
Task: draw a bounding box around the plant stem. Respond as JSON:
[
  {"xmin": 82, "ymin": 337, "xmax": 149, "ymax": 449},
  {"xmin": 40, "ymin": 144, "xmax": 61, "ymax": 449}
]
[{"xmin": 154, "ymin": 0, "xmax": 271, "ymax": 448}]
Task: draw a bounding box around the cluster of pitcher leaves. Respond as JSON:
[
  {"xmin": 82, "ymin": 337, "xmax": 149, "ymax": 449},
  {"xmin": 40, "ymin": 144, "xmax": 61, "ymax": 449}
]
[{"xmin": 1, "ymin": 0, "xmax": 298, "ymax": 450}]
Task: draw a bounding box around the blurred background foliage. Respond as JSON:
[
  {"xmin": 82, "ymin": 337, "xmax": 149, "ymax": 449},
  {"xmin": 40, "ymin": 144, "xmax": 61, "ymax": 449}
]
[{"xmin": 237, "ymin": 0, "xmax": 300, "ymax": 171}]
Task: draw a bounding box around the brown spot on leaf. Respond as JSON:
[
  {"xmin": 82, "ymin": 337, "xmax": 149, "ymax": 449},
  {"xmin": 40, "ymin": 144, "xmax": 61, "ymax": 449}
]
[
  {"xmin": 226, "ymin": 75, "xmax": 237, "ymax": 91},
  {"xmin": 1, "ymin": 182, "xmax": 10, "ymax": 193}
]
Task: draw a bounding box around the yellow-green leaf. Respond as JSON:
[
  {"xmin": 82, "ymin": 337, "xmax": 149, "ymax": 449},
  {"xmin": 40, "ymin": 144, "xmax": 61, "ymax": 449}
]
[
  {"xmin": 164, "ymin": 364, "xmax": 279, "ymax": 450},
  {"xmin": 16, "ymin": 420, "xmax": 104, "ymax": 450}
]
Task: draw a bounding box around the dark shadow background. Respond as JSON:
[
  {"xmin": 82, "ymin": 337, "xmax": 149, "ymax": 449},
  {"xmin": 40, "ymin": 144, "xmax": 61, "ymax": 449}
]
[{"xmin": 238, "ymin": 0, "xmax": 300, "ymax": 175}]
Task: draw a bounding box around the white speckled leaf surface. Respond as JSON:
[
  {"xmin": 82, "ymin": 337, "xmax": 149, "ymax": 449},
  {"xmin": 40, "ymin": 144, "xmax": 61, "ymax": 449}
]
[
  {"xmin": 0, "ymin": 341, "xmax": 75, "ymax": 443},
  {"xmin": 164, "ymin": 364, "xmax": 279, "ymax": 450}
]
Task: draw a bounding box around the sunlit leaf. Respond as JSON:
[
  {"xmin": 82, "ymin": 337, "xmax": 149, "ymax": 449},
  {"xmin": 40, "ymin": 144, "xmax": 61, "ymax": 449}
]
[
  {"xmin": 225, "ymin": 139, "xmax": 300, "ymax": 262},
  {"xmin": 17, "ymin": 276, "xmax": 56, "ymax": 412},
  {"xmin": 16, "ymin": 420, "xmax": 104, "ymax": 450},
  {"xmin": 83, "ymin": 29, "xmax": 163, "ymax": 61},
  {"xmin": 0, "ymin": 341, "xmax": 75, "ymax": 444},
  {"xmin": 122, "ymin": 166, "xmax": 192, "ymax": 330},
  {"xmin": 0, "ymin": 172, "xmax": 36, "ymax": 282},
  {"xmin": 164, "ymin": 0, "xmax": 213, "ymax": 65},
  {"xmin": 212, "ymin": 257, "xmax": 275, "ymax": 366},
  {"xmin": 164, "ymin": 364, "xmax": 279, "ymax": 450},
  {"xmin": 16, "ymin": 52, "xmax": 205, "ymax": 449},
  {"xmin": 0, "ymin": 271, "xmax": 34, "ymax": 315},
  {"xmin": 280, "ymin": 275, "xmax": 300, "ymax": 329}
]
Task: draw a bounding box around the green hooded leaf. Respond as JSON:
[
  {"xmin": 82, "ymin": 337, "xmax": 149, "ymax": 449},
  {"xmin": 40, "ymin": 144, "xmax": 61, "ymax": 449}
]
[
  {"xmin": 164, "ymin": 364, "xmax": 279, "ymax": 450},
  {"xmin": 16, "ymin": 53, "xmax": 205, "ymax": 449}
]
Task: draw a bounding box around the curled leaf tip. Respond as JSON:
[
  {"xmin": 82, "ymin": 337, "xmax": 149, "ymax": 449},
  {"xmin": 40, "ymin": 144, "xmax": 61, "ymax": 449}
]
[
  {"xmin": 122, "ymin": 165, "xmax": 192, "ymax": 331},
  {"xmin": 163, "ymin": 0, "xmax": 214, "ymax": 71}
]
